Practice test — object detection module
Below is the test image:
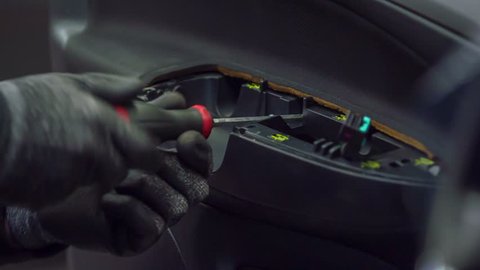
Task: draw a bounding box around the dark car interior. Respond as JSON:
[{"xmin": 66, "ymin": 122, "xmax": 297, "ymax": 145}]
[{"xmin": 2, "ymin": 0, "xmax": 480, "ymax": 269}]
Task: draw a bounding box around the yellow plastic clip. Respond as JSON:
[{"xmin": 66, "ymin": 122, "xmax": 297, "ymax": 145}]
[
  {"xmin": 270, "ymin": 133, "xmax": 289, "ymax": 142},
  {"xmin": 361, "ymin": 160, "xmax": 381, "ymax": 170},
  {"xmin": 245, "ymin": 83, "xmax": 261, "ymax": 90},
  {"xmin": 414, "ymin": 157, "xmax": 434, "ymax": 166},
  {"xmin": 334, "ymin": 114, "xmax": 347, "ymax": 121}
]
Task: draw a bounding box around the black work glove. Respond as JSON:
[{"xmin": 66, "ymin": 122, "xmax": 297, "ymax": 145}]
[
  {"xmin": 6, "ymin": 130, "xmax": 211, "ymax": 256},
  {"xmin": 0, "ymin": 73, "xmax": 160, "ymax": 209}
]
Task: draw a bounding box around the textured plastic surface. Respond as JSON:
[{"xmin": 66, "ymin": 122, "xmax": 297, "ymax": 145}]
[
  {"xmin": 133, "ymin": 74, "xmax": 436, "ymax": 269},
  {"xmin": 172, "ymin": 205, "xmax": 399, "ymax": 270},
  {"xmin": 209, "ymin": 128, "xmax": 434, "ymax": 227}
]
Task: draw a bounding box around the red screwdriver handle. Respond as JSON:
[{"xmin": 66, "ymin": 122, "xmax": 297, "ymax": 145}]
[
  {"xmin": 115, "ymin": 106, "xmax": 131, "ymax": 122},
  {"xmin": 115, "ymin": 103, "xmax": 213, "ymax": 139},
  {"xmin": 190, "ymin": 105, "xmax": 213, "ymax": 138}
]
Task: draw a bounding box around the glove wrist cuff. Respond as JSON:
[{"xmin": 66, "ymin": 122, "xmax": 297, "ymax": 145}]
[{"xmin": 5, "ymin": 207, "xmax": 61, "ymax": 250}]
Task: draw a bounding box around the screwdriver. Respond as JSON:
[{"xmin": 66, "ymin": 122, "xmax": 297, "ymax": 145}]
[{"xmin": 115, "ymin": 101, "xmax": 302, "ymax": 140}]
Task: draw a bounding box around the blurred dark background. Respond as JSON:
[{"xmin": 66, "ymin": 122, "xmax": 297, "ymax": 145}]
[
  {"xmin": 0, "ymin": 1, "xmax": 63, "ymax": 269},
  {"xmin": 0, "ymin": 0, "xmax": 51, "ymax": 80}
]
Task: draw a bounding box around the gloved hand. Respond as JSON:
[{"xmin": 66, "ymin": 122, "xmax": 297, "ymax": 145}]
[
  {"xmin": 0, "ymin": 73, "xmax": 161, "ymax": 209},
  {"xmin": 5, "ymin": 130, "xmax": 212, "ymax": 256}
]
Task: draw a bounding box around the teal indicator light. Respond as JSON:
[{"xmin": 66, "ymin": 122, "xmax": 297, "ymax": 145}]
[{"xmin": 359, "ymin": 116, "xmax": 371, "ymax": 134}]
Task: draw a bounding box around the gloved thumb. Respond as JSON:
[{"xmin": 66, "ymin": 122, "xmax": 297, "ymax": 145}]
[{"xmin": 176, "ymin": 130, "xmax": 213, "ymax": 177}]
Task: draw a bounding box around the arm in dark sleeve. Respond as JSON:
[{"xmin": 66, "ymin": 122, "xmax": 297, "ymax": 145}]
[
  {"xmin": 0, "ymin": 207, "xmax": 66, "ymax": 266},
  {"xmin": 0, "ymin": 90, "xmax": 58, "ymax": 265}
]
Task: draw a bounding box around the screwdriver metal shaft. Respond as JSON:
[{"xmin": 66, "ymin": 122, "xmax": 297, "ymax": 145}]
[
  {"xmin": 213, "ymin": 114, "xmax": 303, "ymax": 125},
  {"xmin": 118, "ymin": 101, "xmax": 304, "ymax": 139}
]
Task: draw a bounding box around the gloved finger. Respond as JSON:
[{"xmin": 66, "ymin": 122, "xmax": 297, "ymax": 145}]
[
  {"xmin": 176, "ymin": 130, "xmax": 213, "ymax": 177},
  {"xmin": 103, "ymin": 107, "xmax": 162, "ymax": 173},
  {"xmin": 116, "ymin": 170, "xmax": 189, "ymax": 226},
  {"xmin": 155, "ymin": 152, "xmax": 209, "ymax": 205},
  {"xmin": 102, "ymin": 193, "xmax": 165, "ymax": 256},
  {"xmin": 71, "ymin": 73, "xmax": 144, "ymax": 104},
  {"xmin": 148, "ymin": 91, "xmax": 187, "ymax": 109}
]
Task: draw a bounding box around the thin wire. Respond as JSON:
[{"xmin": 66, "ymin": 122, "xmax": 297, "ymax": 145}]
[{"xmin": 167, "ymin": 228, "xmax": 189, "ymax": 270}]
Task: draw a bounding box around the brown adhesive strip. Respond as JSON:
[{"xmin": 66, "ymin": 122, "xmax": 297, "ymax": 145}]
[{"xmin": 217, "ymin": 66, "xmax": 434, "ymax": 158}]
